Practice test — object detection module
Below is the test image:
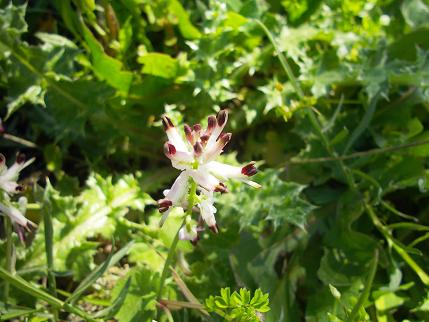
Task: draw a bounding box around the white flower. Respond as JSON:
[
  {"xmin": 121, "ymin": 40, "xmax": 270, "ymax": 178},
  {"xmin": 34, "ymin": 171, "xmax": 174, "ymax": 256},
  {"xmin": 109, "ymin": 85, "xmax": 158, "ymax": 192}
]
[
  {"xmin": 0, "ymin": 196, "xmax": 36, "ymax": 231},
  {"xmin": 0, "ymin": 153, "xmax": 36, "ymax": 231},
  {"xmin": 158, "ymin": 110, "xmax": 260, "ymax": 241},
  {"xmin": 0, "ymin": 153, "xmax": 34, "ymax": 195},
  {"xmin": 178, "ymin": 225, "xmax": 199, "ymax": 245}
]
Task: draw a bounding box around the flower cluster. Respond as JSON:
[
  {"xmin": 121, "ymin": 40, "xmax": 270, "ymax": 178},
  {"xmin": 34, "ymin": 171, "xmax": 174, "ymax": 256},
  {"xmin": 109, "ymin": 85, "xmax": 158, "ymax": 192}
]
[
  {"xmin": 158, "ymin": 110, "xmax": 260, "ymax": 244},
  {"xmin": 0, "ymin": 153, "xmax": 36, "ymax": 238}
]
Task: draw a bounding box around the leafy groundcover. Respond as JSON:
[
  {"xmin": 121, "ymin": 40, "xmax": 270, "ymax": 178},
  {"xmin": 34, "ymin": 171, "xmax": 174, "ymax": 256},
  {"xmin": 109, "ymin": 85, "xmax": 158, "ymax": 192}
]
[{"xmin": 1, "ymin": 0, "xmax": 429, "ymax": 321}]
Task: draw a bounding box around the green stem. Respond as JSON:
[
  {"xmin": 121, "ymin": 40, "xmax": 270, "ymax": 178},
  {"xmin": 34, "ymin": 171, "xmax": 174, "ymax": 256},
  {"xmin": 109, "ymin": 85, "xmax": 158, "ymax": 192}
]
[
  {"xmin": 254, "ymin": 19, "xmax": 355, "ymax": 188},
  {"xmin": 0, "ymin": 267, "xmax": 98, "ymax": 321},
  {"xmin": 43, "ymin": 201, "xmax": 59, "ymax": 321},
  {"xmin": 3, "ymin": 216, "xmax": 14, "ymax": 305},
  {"xmin": 156, "ymin": 178, "xmax": 198, "ymax": 301},
  {"xmin": 254, "ymin": 19, "xmax": 304, "ymax": 98},
  {"xmin": 347, "ymin": 249, "xmax": 379, "ymax": 321},
  {"xmin": 365, "ymin": 204, "xmax": 429, "ymax": 286}
]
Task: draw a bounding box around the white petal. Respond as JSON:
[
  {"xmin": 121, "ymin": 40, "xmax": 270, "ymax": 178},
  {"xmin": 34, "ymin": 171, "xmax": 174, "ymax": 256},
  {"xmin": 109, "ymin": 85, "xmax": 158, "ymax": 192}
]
[
  {"xmin": 166, "ymin": 172, "xmax": 189, "ymax": 203},
  {"xmin": 0, "ymin": 180, "xmax": 21, "ymax": 194},
  {"xmin": 179, "ymin": 225, "xmax": 198, "ymax": 241},
  {"xmin": 186, "ymin": 169, "xmax": 220, "ymax": 191},
  {"xmin": 166, "ymin": 128, "xmax": 189, "ymax": 152},
  {"xmin": 0, "ymin": 158, "xmax": 34, "ymax": 183},
  {"xmin": 206, "ymin": 110, "xmax": 228, "ymax": 150},
  {"xmin": 199, "ymin": 198, "xmax": 217, "ymax": 227},
  {"xmin": 0, "ymin": 202, "xmax": 31, "ymax": 227},
  {"xmin": 202, "ymin": 133, "xmax": 231, "ymax": 164},
  {"xmin": 205, "ymin": 161, "xmax": 242, "ymax": 180},
  {"xmin": 159, "ymin": 172, "xmax": 189, "ymax": 227}
]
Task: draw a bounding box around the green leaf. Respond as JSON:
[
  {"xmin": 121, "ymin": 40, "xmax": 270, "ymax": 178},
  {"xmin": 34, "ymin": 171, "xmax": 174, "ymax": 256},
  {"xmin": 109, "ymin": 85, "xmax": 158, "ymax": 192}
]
[
  {"xmin": 137, "ymin": 53, "xmax": 181, "ymax": 79},
  {"xmin": 94, "ymin": 278, "xmax": 131, "ymax": 318},
  {"xmin": 80, "ymin": 22, "xmax": 133, "ymax": 94},
  {"xmin": 220, "ymin": 169, "xmax": 315, "ymax": 230},
  {"xmin": 67, "ymin": 241, "xmax": 133, "ymax": 304},
  {"xmin": 112, "ymin": 267, "xmax": 164, "ymax": 322},
  {"xmin": 167, "ymin": 0, "xmax": 201, "ymax": 39}
]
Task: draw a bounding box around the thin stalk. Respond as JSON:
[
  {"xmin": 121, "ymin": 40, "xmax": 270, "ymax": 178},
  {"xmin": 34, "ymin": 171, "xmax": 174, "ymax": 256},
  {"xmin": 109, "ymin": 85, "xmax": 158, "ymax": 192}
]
[
  {"xmin": 254, "ymin": 19, "xmax": 355, "ymax": 188},
  {"xmin": 347, "ymin": 249, "xmax": 379, "ymax": 321},
  {"xmin": 1, "ymin": 133, "xmax": 38, "ymax": 148},
  {"xmin": 365, "ymin": 204, "xmax": 429, "ymax": 285},
  {"xmin": 156, "ymin": 178, "xmax": 198, "ymax": 301},
  {"xmin": 286, "ymin": 139, "xmax": 429, "ymax": 164},
  {"xmin": 43, "ymin": 200, "xmax": 59, "ymax": 321},
  {"xmin": 3, "ymin": 216, "xmax": 14, "ymax": 305},
  {"xmin": 0, "ymin": 267, "xmax": 98, "ymax": 321}
]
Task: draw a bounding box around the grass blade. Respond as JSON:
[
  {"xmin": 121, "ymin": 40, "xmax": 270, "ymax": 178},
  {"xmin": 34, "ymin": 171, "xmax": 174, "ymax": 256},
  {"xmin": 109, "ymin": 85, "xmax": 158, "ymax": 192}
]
[
  {"xmin": 94, "ymin": 278, "xmax": 131, "ymax": 318},
  {"xmin": 67, "ymin": 241, "xmax": 133, "ymax": 304}
]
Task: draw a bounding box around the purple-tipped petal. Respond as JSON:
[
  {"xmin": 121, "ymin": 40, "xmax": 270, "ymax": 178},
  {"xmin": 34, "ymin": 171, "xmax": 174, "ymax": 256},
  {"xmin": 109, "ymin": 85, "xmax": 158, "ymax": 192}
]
[
  {"xmin": 193, "ymin": 142, "xmax": 203, "ymax": 157},
  {"xmin": 161, "ymin": 115, "xmax": 174, "ymax": 130},
  {"xmin": 241, "ymin": 162, "xmax": 257, "ymax": 177},
  {"xmin": 202, "ymin": 133, "xmax": 232, "ymax": 163}
]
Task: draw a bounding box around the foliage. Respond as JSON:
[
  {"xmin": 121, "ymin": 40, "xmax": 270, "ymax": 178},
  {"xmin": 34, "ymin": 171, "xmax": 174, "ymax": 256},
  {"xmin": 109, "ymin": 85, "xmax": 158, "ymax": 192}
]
[
  {"xmin": 205, "ymin": 287, "xmax": 270, "ymax": 321},
  {"xmin": 0, "ymin": 0, "xmax": 428, "ymax": 321}
]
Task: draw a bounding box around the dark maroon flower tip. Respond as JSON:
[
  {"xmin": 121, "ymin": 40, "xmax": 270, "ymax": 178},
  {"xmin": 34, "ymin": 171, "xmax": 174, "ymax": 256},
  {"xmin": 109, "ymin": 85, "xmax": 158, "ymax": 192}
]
[
  {"xmin": 193, "ymin": 124, "xmax": 202, "ymax": 133},
  {"xmin": 207, "ymin": 115, "xmax": 216, "ymax": 132},
  {"xmin": 163, "ymin": 142, "xmax": 176, "ymax": 156},
  {"xmin": 161, "ymin": 115, "xmax": 174, "ymax": 130},
  {"xmin": 216, "ymin": 110, "xmax": 227, "ymax": 126},
  {"xmin": 200, "ymin": 134, "xmax": 210, "ymax": 144},
  {"xmin": 241, "ymin": 162, "xmax": 257, "ymax": 177},
  {"xmin": 209, "ymin": 224, "xmax": 219, "ymax": 234},
  {"xmin": 15, "ymin": 185, "xmax": 24, "ymax": 192},
  {"xmin": 218, "ymin": 132, "xmax": 232, "ymax": 145},
  {"xmin": 16, "ymin": 153, "xmax": 26, "ymax": 164},
  {"xmin": 158, "ymin": 198, "xmax": 172, "ymax": 212},
  {"xmin": 184, "ymin": 124, "xmax": 192, "ymax": 138},
  {"xmin": 193, "ymin": 142, "xmax": 203, "ymax": 156},
  {"xmin": 190, "ymin": 235, "xmax": 200, "ymax": 246},
  {"xmin": 214, "ymin": 182, "xmax": 228, "ymax": 193}
]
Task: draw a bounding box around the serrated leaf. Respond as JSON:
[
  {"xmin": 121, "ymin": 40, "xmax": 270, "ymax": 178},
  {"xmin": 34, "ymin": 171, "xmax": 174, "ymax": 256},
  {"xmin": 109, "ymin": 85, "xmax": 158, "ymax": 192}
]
[{"xmin": 220, "ymin": 169, "xmax": 315, "ymax": 230}]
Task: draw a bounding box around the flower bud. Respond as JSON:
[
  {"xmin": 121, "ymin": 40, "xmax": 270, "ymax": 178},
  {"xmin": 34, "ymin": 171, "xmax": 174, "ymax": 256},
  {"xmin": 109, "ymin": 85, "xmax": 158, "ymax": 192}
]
[
  {"xmin": 193, "ymin": 142, "xmax": 203, "ymax": 157},
  {"xmin": 161, "ymin": 115, "xmax": 174, "ymax": 130},
  {"xmin": 241, "ymin": 162, "xmax": 257, "ymax": 177},
  {"xmin": 217, "ymin": 110, "xmax": 227, "ymax": 127}
]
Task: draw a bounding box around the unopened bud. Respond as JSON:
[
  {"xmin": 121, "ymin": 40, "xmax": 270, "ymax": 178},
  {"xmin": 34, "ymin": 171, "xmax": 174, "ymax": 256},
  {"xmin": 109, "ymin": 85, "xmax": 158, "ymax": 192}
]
[
  {"xmin": 16, "ymin": 153, "xmax": 26, "ymax": 164},
  {"xmin": 217, "ymin": 110, "xmax": 227, "ymax": 126},
  {"xmin": 209, "ymin": 224, "xmax": 219, "ymax": 234},
  {"xmin": 190, "ymin": 235, "xmax": 200, "ymax": 246},
  {"xmin": 241, "ymin": 162, "xmax": 257, "ymax": 177},
  {"xmin": 207, "ymin": 115, "xmax": 216, "ymax": 133},
  {"xmin": 158, "ymin": 198, "xmax": 173, "ymax": 212},
  {"xmin": 214, "ymin": 182, "xmax": 228, "ymax": 193},
  {"xmin": 193, "ymin": 124, "xmax": 202, "ymax": 133},
  {"xmin": 163, "ymin": 143, "xmax": 176, "ymax": 156},
  {"xmin": 161, "ymin": 115, "xmax": 174, "ymax": 130},
  {"xmin": 218, "ymin": 132, "xmax": 232, "ymax": 146},
  {"xmin": 193, "ymin": 142, "xmax": 203, "ymax": 157},
  {"xmin": 184, "ymin": 124, "xmax": 193, "ymax": 143}
]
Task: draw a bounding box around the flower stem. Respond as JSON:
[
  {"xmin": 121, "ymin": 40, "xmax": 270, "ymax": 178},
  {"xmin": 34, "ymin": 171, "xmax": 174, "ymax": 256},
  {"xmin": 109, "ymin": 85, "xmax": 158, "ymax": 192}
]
[
  {"xmin": 156, "ymin": 178, "xmax": 198, "ymax": 307},
  {"xmin": 3, "ymin": 216, "xmax": 14, "ymax": 305}
]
